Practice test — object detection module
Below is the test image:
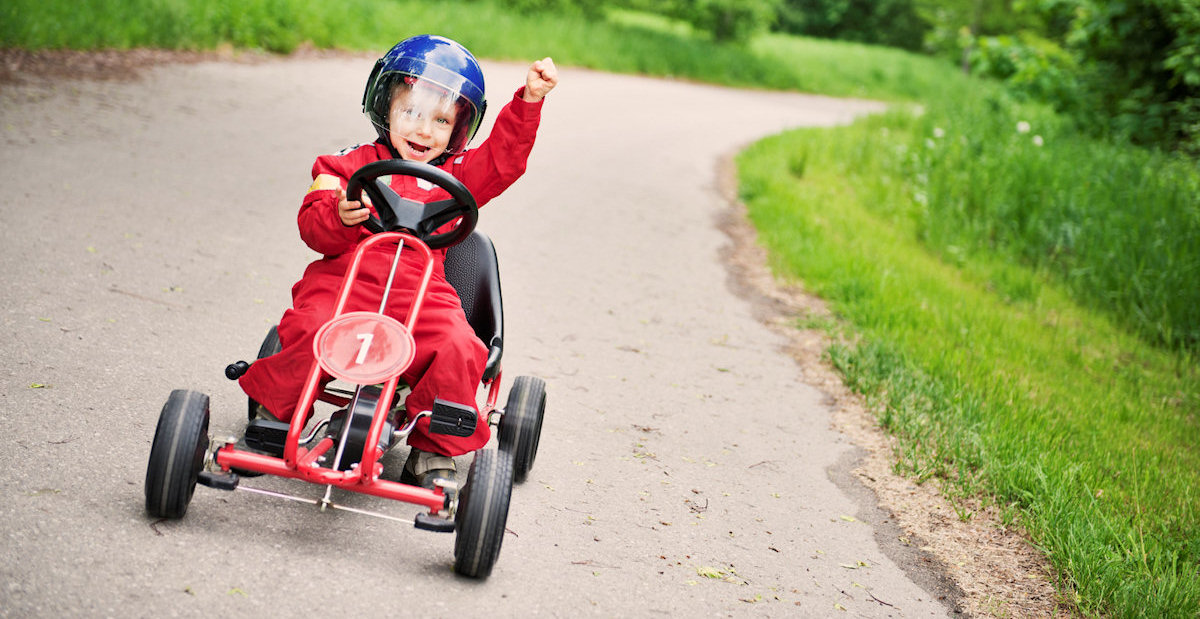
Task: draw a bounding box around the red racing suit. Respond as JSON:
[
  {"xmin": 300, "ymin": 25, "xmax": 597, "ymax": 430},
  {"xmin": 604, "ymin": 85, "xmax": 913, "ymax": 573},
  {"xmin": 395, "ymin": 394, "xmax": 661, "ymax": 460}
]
[{"xmin": 239, "ymin": 88, "xmax": 543, "ymax": 456}]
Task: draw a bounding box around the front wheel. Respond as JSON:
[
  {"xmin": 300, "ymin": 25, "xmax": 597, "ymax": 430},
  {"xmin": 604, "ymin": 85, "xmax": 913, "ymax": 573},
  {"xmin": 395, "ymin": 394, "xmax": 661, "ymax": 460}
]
[
  {"xmin": 499, "ymin": 376, "xmax": 545, "ymax": 483},
  {"xmin": 145, "ymin": 389, "xmax": 211, "ymax": 519},
  {"xmin": 454, "ymin": 449, "xmax": 514, "ymax": 579}
]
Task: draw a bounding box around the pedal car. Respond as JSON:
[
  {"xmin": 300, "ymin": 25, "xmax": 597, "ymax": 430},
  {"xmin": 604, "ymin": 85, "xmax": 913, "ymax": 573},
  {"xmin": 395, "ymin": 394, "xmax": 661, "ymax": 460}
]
[{"xmin": 143, "ymin": 159, "xmax": 547, "ymax": 579}]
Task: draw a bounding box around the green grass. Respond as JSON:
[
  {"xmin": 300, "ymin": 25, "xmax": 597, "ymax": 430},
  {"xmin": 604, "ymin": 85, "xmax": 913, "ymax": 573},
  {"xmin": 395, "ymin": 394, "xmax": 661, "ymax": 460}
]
[
  {"xmin": 5, "ymin": 0, "xmax": 1199, "ymax": 614},
  {"xmin": 904, "ymin": 91, "xmax": 1200, "ymax": 352},
  {"xmin": 1, "ymin": 0, "xmax": 953, "ymax": 102},
  {"xmin": 737, "ymin": 103, "xmax": 1200, "ymax": 615}
]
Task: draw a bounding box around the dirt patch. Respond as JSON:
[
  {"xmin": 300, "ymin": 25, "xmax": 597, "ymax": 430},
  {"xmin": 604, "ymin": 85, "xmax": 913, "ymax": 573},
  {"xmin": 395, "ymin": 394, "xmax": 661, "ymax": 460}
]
[
  {"xmin": 0, "ymin": 45, "xmax": 362, "ymax": 84},
  {"xmin": 716, "ymin": 154, "xmax": 1074, "ymax": 618},
  {"xmin": 1, "ymin": 48, "xmax": 212, "ymax": 83}
]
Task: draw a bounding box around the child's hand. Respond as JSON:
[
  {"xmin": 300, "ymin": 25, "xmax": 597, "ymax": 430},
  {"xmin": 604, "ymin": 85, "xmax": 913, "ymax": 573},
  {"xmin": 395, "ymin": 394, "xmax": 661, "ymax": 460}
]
[
  {"xmin": 523, "ymin": 57, "xmax": 558, "ymax": 103},
  {"xmin": 336, "ymin": 186, "xmax": 370, "ymax": 227}
]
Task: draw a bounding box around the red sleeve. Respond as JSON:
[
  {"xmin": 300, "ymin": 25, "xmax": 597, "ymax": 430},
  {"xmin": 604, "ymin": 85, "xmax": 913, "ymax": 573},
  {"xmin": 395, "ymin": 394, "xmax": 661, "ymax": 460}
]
[
  {"xmin": 297, "ymin": 150, "xmax": 370, "ymax": 256},
  {"xmin": 450, "ymin": 88, "xmax": 544, "ymax": 207}
]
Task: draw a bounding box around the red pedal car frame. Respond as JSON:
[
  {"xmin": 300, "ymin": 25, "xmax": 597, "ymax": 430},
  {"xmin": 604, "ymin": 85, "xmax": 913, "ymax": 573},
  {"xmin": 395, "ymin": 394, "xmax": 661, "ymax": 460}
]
[{"xmin": 144, "ymin": 160, "xmax": 547, "ymax": 579}]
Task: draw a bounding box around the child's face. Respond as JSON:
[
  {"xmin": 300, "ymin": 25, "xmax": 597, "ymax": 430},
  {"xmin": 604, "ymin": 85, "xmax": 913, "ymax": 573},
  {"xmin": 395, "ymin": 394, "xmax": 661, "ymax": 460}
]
[{"xmin": 388, "ymin": 86, "xmax": 458, "ymax": 164}]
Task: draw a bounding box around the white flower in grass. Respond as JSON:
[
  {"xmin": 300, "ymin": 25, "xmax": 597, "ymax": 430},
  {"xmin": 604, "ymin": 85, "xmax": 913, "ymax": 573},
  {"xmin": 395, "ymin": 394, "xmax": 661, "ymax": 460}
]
[
  {"xmin": 933, "ymin": 127, "xmax": 945, "ymax": 138},
  {"xmin": 1017, "ymin": 120, "xmax": 1032, "ymax": 134},
  {"xmin": 1033, "ymin": 135, "xmax": 1044, "ymax": 147},
  {"xmin": 925, "ymin": 138, "xmax": 936, "ymax": 149}
]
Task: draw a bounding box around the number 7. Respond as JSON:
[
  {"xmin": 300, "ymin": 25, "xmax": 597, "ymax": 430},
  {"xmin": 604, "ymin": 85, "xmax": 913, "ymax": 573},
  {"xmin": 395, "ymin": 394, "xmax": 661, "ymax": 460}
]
[{"xmin": 355, "ymin": 332, "xmax": 374, "ymax": 365}]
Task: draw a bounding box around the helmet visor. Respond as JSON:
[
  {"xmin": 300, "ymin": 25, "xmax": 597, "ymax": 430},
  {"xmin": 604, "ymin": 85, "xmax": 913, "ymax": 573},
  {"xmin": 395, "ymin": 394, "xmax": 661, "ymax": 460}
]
[{"xmin": 366, "ymin": 69, "xmax": 482, "ymax": 157}]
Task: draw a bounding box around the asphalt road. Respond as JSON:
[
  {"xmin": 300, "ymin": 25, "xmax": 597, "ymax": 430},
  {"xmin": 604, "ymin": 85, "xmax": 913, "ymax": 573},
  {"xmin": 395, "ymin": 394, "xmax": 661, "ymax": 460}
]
[{"xmin": 0, "ymin": 56, "xmax": 958, "ymax": 617}]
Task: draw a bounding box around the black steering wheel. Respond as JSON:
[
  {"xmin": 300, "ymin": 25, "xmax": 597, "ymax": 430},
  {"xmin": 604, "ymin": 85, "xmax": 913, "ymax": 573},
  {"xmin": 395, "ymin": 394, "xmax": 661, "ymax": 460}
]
[{"xmin": 346, "ymin": 159, "xmax": 479, "ymax": 250}]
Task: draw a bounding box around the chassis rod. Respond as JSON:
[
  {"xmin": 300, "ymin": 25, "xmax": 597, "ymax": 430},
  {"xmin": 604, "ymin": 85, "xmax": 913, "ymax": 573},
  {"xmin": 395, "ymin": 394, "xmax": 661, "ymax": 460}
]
[{"xmin": 234, "ymin": 484, "xmax": 418, "ymax": 525}]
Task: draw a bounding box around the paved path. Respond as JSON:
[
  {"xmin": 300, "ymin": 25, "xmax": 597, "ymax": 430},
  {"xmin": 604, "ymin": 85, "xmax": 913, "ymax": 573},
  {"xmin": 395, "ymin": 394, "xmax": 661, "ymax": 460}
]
[{"xmin": 0, "ymin": 57, "xmax": 956, "ymax": 616}]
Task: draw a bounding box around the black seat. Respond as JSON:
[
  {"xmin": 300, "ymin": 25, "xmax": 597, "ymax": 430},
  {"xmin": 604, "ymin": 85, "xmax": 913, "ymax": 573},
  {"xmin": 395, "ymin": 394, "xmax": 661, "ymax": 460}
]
[{"xmin": 444, "ymin": 230, "xmax": 504, "ymax": 380}]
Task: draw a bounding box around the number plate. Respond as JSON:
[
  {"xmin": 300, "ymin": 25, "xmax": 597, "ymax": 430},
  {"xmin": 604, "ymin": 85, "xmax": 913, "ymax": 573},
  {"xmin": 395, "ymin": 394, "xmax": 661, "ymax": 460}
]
[{"xmin": 313, "ymin": 311, "xmax": 415, "ymax": 385}]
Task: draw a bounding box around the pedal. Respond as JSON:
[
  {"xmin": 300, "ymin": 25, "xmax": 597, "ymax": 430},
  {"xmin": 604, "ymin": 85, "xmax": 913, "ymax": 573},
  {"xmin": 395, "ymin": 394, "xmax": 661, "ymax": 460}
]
[
  {"xmin": 198, "ymin": 471, "xmax": 240, "ymax": 491},
  {"xmin": 429, "ymin": 399, "xmax": 477, "ymax": 437},
  {"xmin": 243, "ymin": 418, "xmax": 290, "ymax": 457},
  {"xmin": 414, "ymin": 512, "xmax": 456, "ymax": 533}
]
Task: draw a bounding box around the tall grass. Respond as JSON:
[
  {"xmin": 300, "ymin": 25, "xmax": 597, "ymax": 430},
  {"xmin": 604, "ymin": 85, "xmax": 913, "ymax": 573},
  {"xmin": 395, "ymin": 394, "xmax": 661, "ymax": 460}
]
[
  {"xmin": 737, "ymin": 95, "xmax": 1200, "ymax": 615},
  {"xmin": 905, "ymin": 89, "xmax": 1200, "ymax": 352}
]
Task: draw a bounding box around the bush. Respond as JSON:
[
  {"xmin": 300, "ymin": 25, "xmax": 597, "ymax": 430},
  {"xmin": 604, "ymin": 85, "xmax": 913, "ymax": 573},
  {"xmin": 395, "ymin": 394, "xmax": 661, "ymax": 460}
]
[
  {"xmin": 1063, "ymin": 0, "xmax": 1200, "ymax": 153},
  {"xmin": 970, "ymin": 32, "xmax": 1081, "ymax": 111},
  {"xmin": 774, "ymin": 0, "xmax": 927, "ymax": 51},
  {"xmin": 489, "ymin": 0, "xmax": 777, "ymax": 44},
  {"xmin": 671, "ymin": 0, "xmax": 779, "ymax": 44},
  {"xmin": 492, "ymin": 0, "xmax": 605, "ymax": 19}
]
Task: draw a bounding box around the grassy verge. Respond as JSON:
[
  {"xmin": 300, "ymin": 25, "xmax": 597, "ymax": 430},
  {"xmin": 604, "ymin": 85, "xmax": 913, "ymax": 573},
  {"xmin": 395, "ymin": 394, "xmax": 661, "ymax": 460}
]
[{"xmin": 737, "ymin": 99, "xmax": 1199, "ymax": 615}]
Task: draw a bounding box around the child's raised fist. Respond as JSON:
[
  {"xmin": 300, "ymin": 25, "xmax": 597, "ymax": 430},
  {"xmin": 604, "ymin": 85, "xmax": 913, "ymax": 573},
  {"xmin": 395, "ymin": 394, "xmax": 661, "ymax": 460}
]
[{"xmin": 523, "ymin": 57, "xmax": 559, "ymax": 103}]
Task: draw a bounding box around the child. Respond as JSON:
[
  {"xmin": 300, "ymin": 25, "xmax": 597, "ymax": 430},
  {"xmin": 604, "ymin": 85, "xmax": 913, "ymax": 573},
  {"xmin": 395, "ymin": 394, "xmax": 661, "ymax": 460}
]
[{"xmin": 238, "ymin": 35, "xmax": 558, "ymax": 490}]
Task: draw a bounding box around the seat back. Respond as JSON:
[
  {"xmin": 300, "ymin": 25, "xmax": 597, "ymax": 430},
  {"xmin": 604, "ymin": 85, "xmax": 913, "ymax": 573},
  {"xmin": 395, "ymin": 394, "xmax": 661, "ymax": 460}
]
[{"xmin": 443, "ymin": 230, "xmax": 504, "ymax": 379}]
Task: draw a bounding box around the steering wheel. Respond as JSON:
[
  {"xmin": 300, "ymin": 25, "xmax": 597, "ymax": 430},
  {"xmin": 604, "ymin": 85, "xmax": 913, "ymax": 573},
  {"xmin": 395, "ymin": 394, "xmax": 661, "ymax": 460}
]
[{"xmin": 346, "ymin": 159, "xmax": 479, "ymax": 250}]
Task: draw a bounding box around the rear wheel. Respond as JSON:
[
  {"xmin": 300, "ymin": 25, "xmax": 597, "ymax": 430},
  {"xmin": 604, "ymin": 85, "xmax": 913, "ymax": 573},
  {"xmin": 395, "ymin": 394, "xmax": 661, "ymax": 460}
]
[
  {"xmin": 145, "ymin": 389, "xmax": 211, "ymax": 519},
  {"xmin": 454, "ymin": 449, "xmax": 514, "ymax": 579},
  {"xmin": 499, "ymin": 376, "xmax": 545, "ymax": 483},
  {"xmin": 247, "ymin": 325, "xmax": 281, "ymax": 422}
]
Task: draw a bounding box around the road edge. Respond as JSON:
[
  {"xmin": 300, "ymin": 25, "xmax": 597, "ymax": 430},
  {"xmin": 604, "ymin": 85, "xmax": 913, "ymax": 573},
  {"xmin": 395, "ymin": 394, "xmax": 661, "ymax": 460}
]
[{"xmin": 714, "ymin": 149, "xmax": 1069, "ymax": 618}]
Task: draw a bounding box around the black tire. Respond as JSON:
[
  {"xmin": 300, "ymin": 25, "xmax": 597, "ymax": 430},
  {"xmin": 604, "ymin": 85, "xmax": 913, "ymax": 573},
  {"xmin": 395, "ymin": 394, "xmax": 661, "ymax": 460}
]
[
  {"xmin": 247, "ymin": 325, "xmax": 281, "ymax": 422},
  {"xmin": 498, "ymin": 376, "xmax": 545, "ymax": 483},
  {"xmin": 327, "ymin": 386, "xmax": 381, "ymax": 471},
  {"xmin": 145, "ymin": 389, "xmax": 211, "ymax": 519},
  {"xmin": 454, "ymin": 449, "xmax": 514, "ymax": 579}
]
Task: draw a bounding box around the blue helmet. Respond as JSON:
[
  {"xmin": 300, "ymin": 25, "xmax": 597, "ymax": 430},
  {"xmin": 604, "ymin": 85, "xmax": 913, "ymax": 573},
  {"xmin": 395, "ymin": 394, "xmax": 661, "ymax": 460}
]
[{"xmin": 362, "ymin": 35, "xmax": 488, "ymax": 159}]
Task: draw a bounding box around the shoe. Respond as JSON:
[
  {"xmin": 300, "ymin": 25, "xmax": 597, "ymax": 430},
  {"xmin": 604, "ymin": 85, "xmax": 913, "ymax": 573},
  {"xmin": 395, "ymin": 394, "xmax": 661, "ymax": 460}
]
[{"xmin": 401, "ymin": 447, "xmax": 457, "ymax": 495}]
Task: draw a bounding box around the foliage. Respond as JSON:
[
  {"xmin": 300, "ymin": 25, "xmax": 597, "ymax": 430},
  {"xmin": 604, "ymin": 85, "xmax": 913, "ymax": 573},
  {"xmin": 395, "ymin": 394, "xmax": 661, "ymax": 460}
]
[
  {"xmin": 1061, "ymin": 0, "xmax": 1200, "ymax": 153},
  {"xmin": 919, "ymin": 0, "xmax": 1049, "ymax": 60},
  {"xmin": 671, "ymin": 0, "xmax": 780, "ymax": 44},
  {"xmin": 400, "ymin": 0, "xmax": 1200, "ymax": 153},
  {"xmin": 490, "ymin": 0, "xmax": 605, "ymax": 19},
  {"xmin": 610, "ymin": 0, "xmax": 784, "ymax": 44},
  {"xmin": 916, "ymin": 0, "xmax": 1200, "ymax": 153},
  {"xmin": 481, "ymin": 0, "xmax": 778, "ymax": 45},
  {"xmin": 774, "ymin": 0, "xmax": 928, "ymax": 51},
  {"xmin": 969, "ymin": 32, "xmax": 1081, "ymax": 113}
]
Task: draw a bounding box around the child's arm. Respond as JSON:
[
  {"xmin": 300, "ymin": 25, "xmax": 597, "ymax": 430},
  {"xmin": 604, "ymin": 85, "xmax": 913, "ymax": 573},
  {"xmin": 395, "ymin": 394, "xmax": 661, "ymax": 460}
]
[
  {"xmin": 297, "ymin": 155, "xmax": 370, "ymax": 256},
  {"xmin": 451, "ymin": 58, "xmax": 559, "ymax": 206}
]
